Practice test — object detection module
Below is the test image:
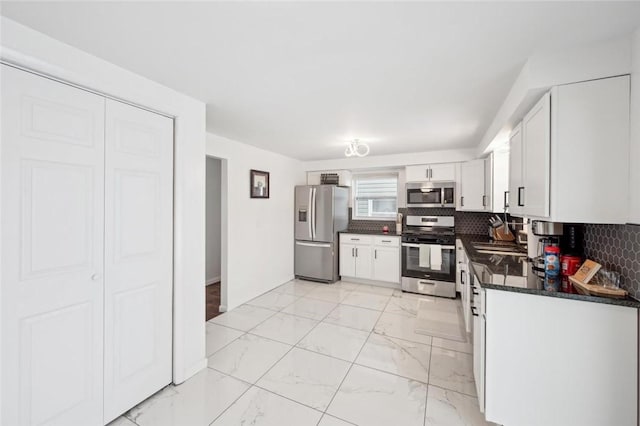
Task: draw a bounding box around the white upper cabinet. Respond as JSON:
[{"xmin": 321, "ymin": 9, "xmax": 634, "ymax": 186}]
[
  {"xmin": 484, "ymin": 154, "xmax": 493, "ymax": 211},
  {"xmin": 405, "ymin": 163, "xmax": 456, "ymax": 182},
  {"xmin": 491, "ymin": 149, "xmax": 510, "ymax": 214},
  {"xmin": 509, "ymin": 75, "xmax": 630, "ymax": 223},
  {"xmin": 508, "ymin": 124, "xmax": 524, "ymax": 216},
  {"xmin": 429, "ymin": 163, "xmax": 456, "ymax": 181},
  {"xmin": 522, "ymin": 92, "xmax": 551, "ymax": 218},
  {"xmin": 458, "ymin": 159, "xmax": 486, "ymax": 211}
]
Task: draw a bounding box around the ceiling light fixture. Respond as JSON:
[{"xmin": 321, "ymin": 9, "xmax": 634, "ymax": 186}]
[{"xmin": 344, "ymin": 139, "xmax": 370, "ymax": 157}]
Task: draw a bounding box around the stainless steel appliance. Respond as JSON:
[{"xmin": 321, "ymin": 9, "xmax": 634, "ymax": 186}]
[
  {"xmin": 406, "ymin": 182, "xmax": 455, "ymax": 208},
  {"xmin": 527, "ymin": 220, "xmax": 564, "ymax": 261},
  {"xmin": 294, "ymin": 185, "xmax": 349, "ymax": 283},
  {"xmin": 401, "ymin": 216, "xmax": 456, "ymax": 298}
]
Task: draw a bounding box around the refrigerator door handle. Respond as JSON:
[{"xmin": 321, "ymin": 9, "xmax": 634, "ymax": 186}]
[
  {"xmin": 308, "ymin": 188, "xmax": 314, "ymax": 239},
  {"xmin": 311, "ymin": 187, "xmax": 317, "ymax": 240},
  {"xmin": 295, "ymin": 241, "xmax": 331, "ymax": 248}
]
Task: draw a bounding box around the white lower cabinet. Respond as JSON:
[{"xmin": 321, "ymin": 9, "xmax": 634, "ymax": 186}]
[
  {"xmin": 483, "ymin": 289, "xmax": 638, "ymax": 426},
  {"xmin": 472, "ymin": 283, "xmax": 485, "ymax": 413},
  {"xmin": 372, "ymin": 247, "xmax": 400, "ymax": 283},
  {"xmin": 340, "ymin": 234, "xmax": 400, "ymax": 284}
]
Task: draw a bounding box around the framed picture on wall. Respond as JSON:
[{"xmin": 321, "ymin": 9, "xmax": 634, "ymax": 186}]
[{"xmin": 250, "ymin": 169, "xmax": 270, "ymax": 199}]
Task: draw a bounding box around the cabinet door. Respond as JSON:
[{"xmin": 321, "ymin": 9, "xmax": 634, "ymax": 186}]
[
  {"xmin": 103, "ymin": 99, "xmax": 174, "ymax": 422},
  {"xmin": 373, "ymin": 247, "xmax": 400, "ymax": 283},
  {"xmin": 492, "ymin": 149, "xmax": 510, "ymax": 214},
  {"xmin": 339, "ymin": 244, "xmax": 356, "ymax": 277},
  {"xmin": 508, "ymin": 124, "xmax": 524, "ymax": 216},
  {"xmin": 405, "ymin": 165, "xmax": 430, "ymax": 182},
  {"xmin": 459, "ymin": 159, "xmax": 486, "ymax": 211},
  {"xmin": 354, "ymin": 245, "xmax": 373, "ymax": 279},
  {"xmin": 429, "ymin": 163, "xmax": 456, "ymax": 181},
  {"xmin": 483, "ymin": 155, "xmax": 493, "ymax": 211},
  {"xmin": 522, "ymin": 92, "xmax": 551, "ymax": 218},
  {"xmin": 1, "ymin": 65, "xmax": 106, "ymax": 426}
]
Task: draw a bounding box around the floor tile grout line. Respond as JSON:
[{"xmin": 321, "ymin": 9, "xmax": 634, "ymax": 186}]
[
  {"xmin": 208, "ymin": 281, "xmax": 478, "ymax": 423},
  {"xmin": 424, "ymin": 338, "xmax": 435, "ymax": 426},
  {"xmin": 319, "ymin": 292, "xmax": 392, "ymax": 421},
  {"xmin": 206, "ymin": 377, "xmax": 256, "ymax": 426},
  {"xmin": 241, "ymin": 301, "xmax": 336, "ymax": 394}
]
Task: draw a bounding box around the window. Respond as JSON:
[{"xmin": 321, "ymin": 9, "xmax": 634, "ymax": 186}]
[{"xmin": 352, "ymin": 174, "xmax": 398, "ymax": 220}]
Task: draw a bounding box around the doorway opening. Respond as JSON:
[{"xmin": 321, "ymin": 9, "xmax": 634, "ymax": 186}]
[{"xmin": 205, "ymin": 156, "xmax": 223, "ymax": 320}]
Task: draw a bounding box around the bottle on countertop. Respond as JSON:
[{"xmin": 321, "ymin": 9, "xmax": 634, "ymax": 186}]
[{"xmin": 544, "ymin": 246, "xmax": 561, "ymax": 277}]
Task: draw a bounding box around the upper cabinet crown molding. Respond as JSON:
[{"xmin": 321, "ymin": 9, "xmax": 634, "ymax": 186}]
[{"xmin": 508, "ymin": 75, "xmax": 630, "ymax": 224}]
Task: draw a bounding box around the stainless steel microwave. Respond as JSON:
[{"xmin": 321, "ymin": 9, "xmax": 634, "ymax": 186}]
[{"xmin": 406, "ymin": 182, "xmax": 456, "ymax": 208}]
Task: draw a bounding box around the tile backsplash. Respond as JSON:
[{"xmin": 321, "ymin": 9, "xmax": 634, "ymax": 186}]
[
  {"xmin": 346, "ymin": 207, "xmax": 500, "ymax": 236},
  {"xmin": 583, "ymin": 223, "xmax": 640, "ymax": 300}
]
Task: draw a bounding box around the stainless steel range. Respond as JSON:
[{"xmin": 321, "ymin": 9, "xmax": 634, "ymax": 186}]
[{"xmin": 401, "ymin": 216, "xmax": 456, "ymax": 298}]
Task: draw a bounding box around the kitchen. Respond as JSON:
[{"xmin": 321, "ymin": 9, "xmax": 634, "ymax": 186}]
[{"xmin": 1, "ymin": 2, "xmax": 639, "ymax": 426}]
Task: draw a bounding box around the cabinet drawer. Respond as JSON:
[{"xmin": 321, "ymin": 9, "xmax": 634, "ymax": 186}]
[
  {"xmin": 373, "ymin": 236, "xmax": 400, "ymax": 247},
  {"xmin": 341, "ymin": 234, "xmax": 373, "ymax": 245}
]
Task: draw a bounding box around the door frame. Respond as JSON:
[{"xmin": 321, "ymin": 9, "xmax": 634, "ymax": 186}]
[
  {"xmin": 205, "ymin": 155, "xmax": 229, "ymax": 312},
  {"xmin": 0, "ymin": 17, "xmax": 207, "ymax": 391}
]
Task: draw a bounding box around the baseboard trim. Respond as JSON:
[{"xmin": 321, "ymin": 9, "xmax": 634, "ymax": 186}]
[
  {"xmin": 218, "ymin": 304, "xmax": 228, "ymax": 313},
  {"xmin": 206, "ymin": 276, "xmax": 221, "ymax": 286}
]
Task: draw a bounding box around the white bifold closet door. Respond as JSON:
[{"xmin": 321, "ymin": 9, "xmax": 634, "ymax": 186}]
[
  {"xmin": 1, "ymin": 65, "xmax": 173, "ymax": 426},
  {"xmin": 1, "ymin": 65, "xmax": 107, "ymax": 426},
  {"xmin": 103, "ymin": 99, "xmax": 173, "ymax": 423}
]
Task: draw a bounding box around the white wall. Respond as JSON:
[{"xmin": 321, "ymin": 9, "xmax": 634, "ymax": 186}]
[
  {"xmin": 206, "ymin": 133, "xmax": 305, "ymax": 310},
  {"xmin": 630, "ymin": 27, "xmax": 640, "ymax": 225},
  {"xmin": 479, "ymin": 36, "xmax": 633, "ymax": 155},
  {"xmin": 0, "ymin": 17, "xmax": 207, "ymax": 384},
  {"xmin": 302, "ymin": 148, "xmax": 476, "ymax": 171},
  {"xmin": 206, "ymin": 157, "xmax": 222, "ymax": 284}
]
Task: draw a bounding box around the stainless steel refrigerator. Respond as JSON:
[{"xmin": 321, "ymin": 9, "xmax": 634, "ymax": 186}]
[{"xmin": 294, "ymin": 185, "xmax": 349, "ymax": 283}]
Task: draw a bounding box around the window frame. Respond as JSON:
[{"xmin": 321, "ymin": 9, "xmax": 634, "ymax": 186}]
[{"xmin": 351, "ymin": 172, "xmax": 399, "ymax": 221}]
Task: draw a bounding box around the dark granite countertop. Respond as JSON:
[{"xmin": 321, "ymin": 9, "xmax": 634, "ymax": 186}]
[
  {"xmin": 339, "ymin": 230, "xmax": 402, "ymax": 237},
  {"xmin": 457, "ymin": 234, "xmax": 640, "ymax": 309}
]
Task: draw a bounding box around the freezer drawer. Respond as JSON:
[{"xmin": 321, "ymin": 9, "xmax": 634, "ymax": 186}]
[{"xmin": 295, "ymin": 241, "xmax": 337, "ymax": 282}]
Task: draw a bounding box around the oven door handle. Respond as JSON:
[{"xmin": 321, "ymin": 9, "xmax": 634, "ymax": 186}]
[{"xmin": 402, "ymin": 243, "xmax": 455, "ymax": 250}]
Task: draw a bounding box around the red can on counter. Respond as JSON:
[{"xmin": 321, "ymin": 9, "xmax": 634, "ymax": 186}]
[{"xmin": 561, "ymin": 255, "xmax": 582, "ymax": 277}]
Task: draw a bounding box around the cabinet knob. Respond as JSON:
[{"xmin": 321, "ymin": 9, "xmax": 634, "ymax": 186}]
[{"xmin": 91, "ymin": 273, "xmax": 101, "ymax": 281}]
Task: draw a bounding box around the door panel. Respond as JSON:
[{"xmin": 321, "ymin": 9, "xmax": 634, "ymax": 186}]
[
  {"xmin": 1, "ymin": 65, "xmax": 105, "ymax": 426},
  {"xmin": 373, "ymin": 247, "xmax": 400, "ymax": 283},
  {"xmin": 103, "ymin": 99, "xmax": 173, "ymax": 423},
  {"xmin": 295, "ymin": 186, "xmax": 313, "ymax": 241},
  {"xmin": 508, "ymin": 125, "xmax": 523, "ymax": 216},
  {"xmin": 429, "ymin": 163, "xmax": 456, "ymax": 181},
  {"xmin": 314, "ymin": 186, "xmax": 335, "ymax": 242},
  {"xmin": 523, "ymin": 92, "xmax": 551, "ymax": 218},
  {"xmin": 339, "ymin": 244, "xmax": 356, "ymax": 277},
  {"xmin": 460, "ymin": 160, "xmax": 486, "ymax": 211},
  {"xmin": 295, "ymin": 241, "xmax": 334, "ymax": 281},
  {"xmin": 354, "ymin": 245, "xmax": 373, "ymax": 279}
]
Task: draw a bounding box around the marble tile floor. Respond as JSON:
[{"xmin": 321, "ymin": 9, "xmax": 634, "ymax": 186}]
[{"xmin": 113, "ymin": 280, "xmax": 495, "ymax": 426}]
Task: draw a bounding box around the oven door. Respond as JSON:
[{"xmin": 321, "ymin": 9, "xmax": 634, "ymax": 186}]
[
  {"xmin": 401, "ymin": 243, "xmax": 456, "ymax": 282},
  {"xmin": 406, "ymin": 186, "xmax": 443, "ymax": 207}
]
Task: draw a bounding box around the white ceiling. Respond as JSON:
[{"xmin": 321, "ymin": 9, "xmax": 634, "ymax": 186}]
[{"xmin": 2, "ymin": 2, "xmax": 640, "ymax": 160}]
